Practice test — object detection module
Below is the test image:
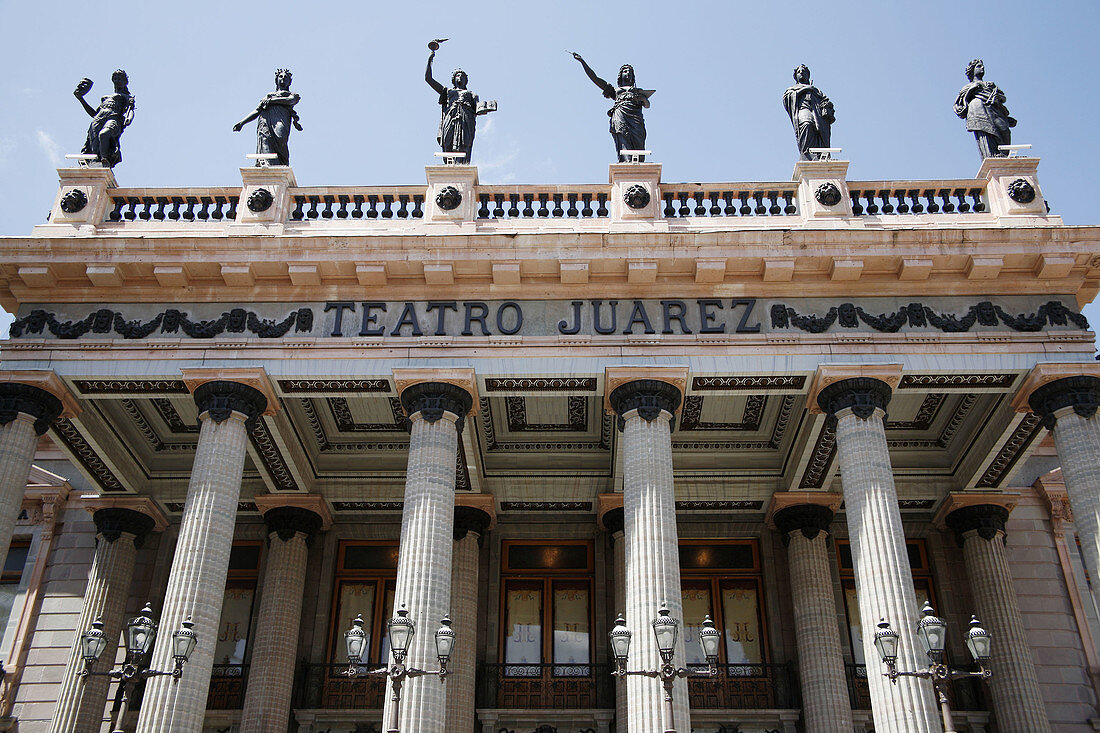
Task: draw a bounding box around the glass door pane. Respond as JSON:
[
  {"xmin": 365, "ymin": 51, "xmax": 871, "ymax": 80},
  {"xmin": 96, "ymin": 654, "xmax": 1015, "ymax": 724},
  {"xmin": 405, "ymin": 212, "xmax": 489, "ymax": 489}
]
[
  {"xmin": 334, "ymin": 581, "xmax": 376, "ymax": 662},
  {"xmin": 504, "ymin": 582, "xmax": 542, "ymax": 675},
  {"xmin": 720, "ymin": 581, "xmax": 762, "ymax": 665},
  {"xmin": 378, "ymin": 583, "xmax": 395, "ymax": 664},
  {"xmin": 681, "ymin": 582, "xmax": 713, "ymax": 665},
  {"xmin": 214, "ymin": 585, "xmax": 255, "ymax": 665},
  {"xmin": 552, "ymin": 582, "xmax": 590, "ymax": 674}
]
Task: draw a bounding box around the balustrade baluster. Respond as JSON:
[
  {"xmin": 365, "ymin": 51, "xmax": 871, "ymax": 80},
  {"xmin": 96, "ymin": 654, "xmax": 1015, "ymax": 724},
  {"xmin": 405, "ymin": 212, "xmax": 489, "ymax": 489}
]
[
  {"xmin": 954, "ymin": 188, "xmax": 971, "ymax": 213},
  {"xmin": 537, "ymin": 193, "xmax": 550, "ymax": 217},
  {"xmin": 396, "ymin": 195, "xmax": 411, "ymax": 218},
  {"xmin": 580, "ymin": 192, "xmax": 593, "ymax": 217},
  {"xmin": 864, "ymin": 191, "xmax": 878, "ymax": 215},
  {"xmin": 494, "ymin": 194, "xmax": 507, "ymax": 218},
  {"xmin": 211, "ymin": 196, "xmax": 227, "ymax": 220},
  {"xmin": 412, "ymin": 194, "xmax": 425, "ymax": 218},
  {"xmin": 319, "ymin": 195, "xmax": 334, "ymax": 219},
  {"xmin": 663, "ymin": 193, "xmax": 676, "ymax": 218},
  {"xmin": 291, "ymin": 196, "xmax": 306, "ymax": 220},
  {"xmin": 107, "ymin": 197, "xmax": 125, "ymax": 221},
  {"xmin": 196, "ymin": 197, "xmax": 212, "ymax": 220},
  {"xmin": 767, "ymin": 190, "xmax": 782, "ymax": 215},
  {"xmin": 595, "ymin": 192, "xmax": 609, "ymax": 217},
  {"xmin": 693, "ymin": 191, "xmax": 707, "ymax": 216},
  {"xmin": 939, "ymin": 189, "xmax": 954, "ymax": 213},
  {"xmin": 154, "ymin": 196, "xmax": 169, "ymax": 221},
  {"xmin": 350, "ymin": 195, "xmax": 364, "ymax": 218},
  {"xmin": 708, "ymin": 191, "xmax": 722, "ymax": 216},
  {"xmin": 366, "ymin": 194, "xmax": 380, "ymax": 218},
  {"xmin": 336, "ymin": 195, "xmax": 351, "ymax": 219},
  {"xmin": 477, "ymin": 194, "xmax": 491, "ymax": 218},
  {"xmin": 893, "ymin": 190, "xmax": 908, "ymax": 214},
  {"xmin": 879, "ymin": 189, "xmax": 894, "ymax": 214},
  {"xmin": 522, "ymin": 193, "xmax": 535, "ymax": 217},
  {"xmin": 753, "ymin": 191, "xmax": 766, "ymax": 215},
  {"xmin": 169, "ymin": 196, "xmax": 185, "ymax": 220},
  {"xmin": 678, "ymin": 192, "xmax": 691, "ymax": 218},
  {"xmin": 969, "ymin": 188, "xmax": 986, "ymax": 212},
  {"xmin": 566, "ymin": 193, "xmax": 579, "ymax": 217},
  {"xmin": 137, "ymin": 198, "xmax": 153, "ymax": 220},
  {"xmin": 381, "ymin": 194, "xmax": 394, "ymax": 218},
  {"xmin": 723, "ymin": 191, "xmax": 736, "ymax": 216},
  {"xmin": 850, "ymin": 191, "xmax": 864, "ymax": 215},
  {"xmin": 184, "ymin": 196, "xmax": 201, "ymax": 220},
  {"xmin": 305, "ymin": 196, "xmax": 320, "ymax": 219},
  {"xmin": 123, "ymin": 196, "xmax": 139, "ymax": 220},
  {"xmin": 552, "ymin": 193, "xmax": 565, "ymax": 217},
  {"xmin": 508, "ymin": 193, "xmax": 521, "ymax": 217},
  {"xmin": 908, "ymin": 190, "xmax": 923, "ymax": 214},
  {"xmin": 738, "ymin": 192, "xmax": 752, "ymax": 216},
  {"xmin": 782, "ymin": 190, "xmax": 797, "ymax": 214},
  {"xmin": 923, "ymin": 190, "xmax": 939, "ymax": 213}
]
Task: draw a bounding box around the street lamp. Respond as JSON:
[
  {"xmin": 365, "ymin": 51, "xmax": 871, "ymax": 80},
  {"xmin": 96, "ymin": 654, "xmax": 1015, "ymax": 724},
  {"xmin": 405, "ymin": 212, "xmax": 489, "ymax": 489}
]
[
  {"xmin": 343, "ymin": 604, "xmax": 454, "ymax": 733},
  {"xmin": 874, "ymin": 601, "xmax": 992, "ymax": 733},
  {"xmin": 607, "ymin": 603, "xmax": 719, "ymax": 733},
  {"xmin": 78, "ymin": 603, "xmax": 199, "ymax": 733}
]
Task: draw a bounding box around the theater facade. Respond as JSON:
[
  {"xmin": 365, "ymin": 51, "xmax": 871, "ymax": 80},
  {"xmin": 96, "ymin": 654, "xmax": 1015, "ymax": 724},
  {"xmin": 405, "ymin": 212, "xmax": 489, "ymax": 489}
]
[{"xmin": 0, "ymin": 156, "xmax": 1098, "ymax": 732}]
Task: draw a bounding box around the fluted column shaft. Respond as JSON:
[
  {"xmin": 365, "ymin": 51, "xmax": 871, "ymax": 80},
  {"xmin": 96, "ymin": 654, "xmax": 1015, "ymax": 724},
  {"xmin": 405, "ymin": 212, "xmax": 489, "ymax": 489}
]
[
  {"xmin": 50, "ymin": 509, "xmax": 153, "ymax": 733},
  {"xmin": 819, "ymin": 378, "xmax": 939, "ymax": 732},
  {"xmin": 445, "ymin": 526, "xmax": 481, "ymax": 732},
  {"xmin": 239, "ymin": 507, "xmax": 324, "ymax": 733},
  {"xmin": 606, "ymin": 512, "xmax": 627, "ymax": 733},
  {"xmin": 136, "ymin": 381, "xmax": 267, "ymax": 733},
  {"xmin": 774, "ymin": 505, "xmax": 853, "ymax": 732},
  {"xmin": 946, "ymin": 505, "xmax": 1050, "ymax": 732},
  {"xmin": 610, "ymin": 380, "xmax": 689, "ymax": 733},
  {"xmin": 0, "ymin": 384, "xmax": 62, "ymax": 562},
  {"xmin": 384, "ymin": 381, "xmax": 472, "ymax": 733}
]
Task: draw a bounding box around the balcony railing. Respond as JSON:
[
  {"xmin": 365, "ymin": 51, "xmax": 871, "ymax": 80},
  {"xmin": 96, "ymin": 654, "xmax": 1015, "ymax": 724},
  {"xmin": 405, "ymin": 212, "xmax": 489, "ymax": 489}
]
[
  {"xmin": 207, "ymin": 663, "xmax": 248, "ymax": 710},
  {"xmin": 294, "ymin": 662, "xmax": 386, "ymax": 710},
  {"xmin": 845, "ymin": 663, "xmax": 987, "ymax": 711},
  {"xmin": 477, "ymin": 663, "xmax": 614, "ymax": 710},
  {"xmin": 686, "ymin": 662, "xmax": 798, "ymax": 710}
]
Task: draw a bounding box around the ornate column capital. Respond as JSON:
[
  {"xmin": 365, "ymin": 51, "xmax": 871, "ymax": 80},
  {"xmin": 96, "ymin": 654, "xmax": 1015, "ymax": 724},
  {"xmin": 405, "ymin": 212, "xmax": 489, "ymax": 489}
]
[
  {"xmin": 453, "ymin": 504, "xmax": 492, "ymax": 541},
  {"xmin": 607, "ymin": 379, "xmax": 683, "ymax": 430},
  {"xmin": 603, "ymin": 367, "xmax": 687, "ymax": 415},
  {"xmin": 82, "ymin": 496, "xmax": 168, "ymax": 533},
  {"xmin": 1011, "ymin": 363, "xmax": 1100, "ymax": 416},
  {"xmin": 262, "ymin": 506, "xmax": 325, "ymax": 544},
  {"xmin": 806, "ymin": 364, "xmax": 902, "ymax": 415},
  {"xmin": 0, "ymin": 371, "xmax": 81, "ymax": 426},
  {"xmin": 182, "ymin": 368, "xmax": 279, "ymax": 418},
  {"xmin": 816, "ymin": 377, "xmax": 893, "ymax": 424},
  {"xmin": 598, "ymin": 493, "xmax": 624, "ymax": 534},
  {"xmin": 944, "ymin": 504, "xmax": 1011, "ymax": 546},
  {"xmin": 1026, "ymin": 375, "xmax": 1100, "ymax": 429},
  {"xmin": 0, "ymin": 382, "xmax": 65, "ymax": 436},
  {"xmin": 92, "ymin": 507, "xmax": 157, "ymax": 548},
  {"xmin": 399, "ymin": 381, "xmax": 475, "ymax": 433},
  {"xmin": 191, "ymin": 381, "xmax": 268, "ymax": 431},
  {"xmin": 772, "ymin": 504, "xmax": 836, "ymax": 546},
  {"xmin": 254, "ymin": 493, "xmax": 332, "ymax": 528}
]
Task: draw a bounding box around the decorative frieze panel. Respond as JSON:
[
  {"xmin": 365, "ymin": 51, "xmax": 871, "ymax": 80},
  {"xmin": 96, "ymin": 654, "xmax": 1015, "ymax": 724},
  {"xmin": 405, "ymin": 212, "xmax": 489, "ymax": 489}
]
[
  {"xmin": 51, "ymin": 418, "xmax": 126, "ymax": 492},
  {"xmin": 770, "ymin": 299, "xmax": 1087, "ymax": 334},
  {"xmin": 976, "ymin": 413, "xmax": 1045, "ymax": 488},
  {"xmin": 898, "ymin": 374, "xmax": 1016, "ymax": 390},
  {"xmin": 12, "ymin": 307, "xmax": 313, "ymax": 339},
  {"xmin": 72, "ymin": 379, "xmax": 188, "ymax": 395},
  {"xmin": 691, "ymin": 375, "xmax": 806, "ymax": 391}
]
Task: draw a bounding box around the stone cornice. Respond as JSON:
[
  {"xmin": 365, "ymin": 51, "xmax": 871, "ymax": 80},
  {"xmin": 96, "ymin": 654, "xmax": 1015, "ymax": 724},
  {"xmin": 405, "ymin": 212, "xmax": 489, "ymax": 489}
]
[
  {"xmin": 807, "ymin": 364, "xmax": 903, "ymax": 415},
  {"xmin": 253, "ymin": 493, "xmax": 333, "ymax": 530},
  {"xmin": 80, "ymin": 495, "xmax": 168, "ymax": 532},
  {"xmin": 181, "ymin": 368, "xmax": 279, "ymax": 417}
]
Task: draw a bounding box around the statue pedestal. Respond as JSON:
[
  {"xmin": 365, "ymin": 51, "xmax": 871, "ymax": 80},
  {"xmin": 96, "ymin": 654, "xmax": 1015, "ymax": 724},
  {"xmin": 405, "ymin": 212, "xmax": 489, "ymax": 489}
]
[
  {"xmin": 977, "ymin": 156, "xmax": 1049, "ymax": 218},
  {"xmin": 608, "ymin": 162, "xmax": 661, "ymax": 222},
  {"xmin": 235, "ymin": 166, "xmax": 298, "ymax": 227},
  {"xmin": 792, "ymin": 159, "xmax": 851, "ymax": 218},
  {"xmin": 425, "ymin": 165, "xmax": 479, "ymax": 223},
  {"xmin": 38, "ymin": 167, "xmax": 118, "ymax": 233}
]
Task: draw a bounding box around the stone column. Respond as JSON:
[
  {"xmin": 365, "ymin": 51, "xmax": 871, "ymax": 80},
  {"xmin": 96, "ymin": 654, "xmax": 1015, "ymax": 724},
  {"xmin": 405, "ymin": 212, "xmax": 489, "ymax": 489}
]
[
  {"xmin": 772, "ymin": 502, "xmax": 854, "ymax": 733},
  {"xmin": 239, "ymin": 498, "xmax": 330, "ymax": 733},
  {"xmin": 944, "ymin": 504, "xmax": 1050, "ymax": 733},
  {"xmin": 608, "ymin": 377, "xmax": 689, "ymax": 733},
  {"xmin": 50, "ymin": 507, "xmax": 158, "ymax": 733},
  {"xmin": 816, "ymin": 376, "xmax": 940, "ymax": 732},
  {"xmin": 384, "ymin": 377, "xmax": 474, "ymax": 733},
  {"xmin": 0, "ymin": 383, "xmax": 63, "ymax": 561},
  {"xmin": 1028, "ymin": 375, "xmax": 1100, "ymax": 609},
  {"xmin": 135, "ymin": 380, "xmax": 269, "ymax": 733},
  {"xmin": 445, "ymin": 503, "xmax": 491, "ymax": 732},
  {"xmin": 601, "ymin": 504, "xmax": 628, "ymax": 733}
]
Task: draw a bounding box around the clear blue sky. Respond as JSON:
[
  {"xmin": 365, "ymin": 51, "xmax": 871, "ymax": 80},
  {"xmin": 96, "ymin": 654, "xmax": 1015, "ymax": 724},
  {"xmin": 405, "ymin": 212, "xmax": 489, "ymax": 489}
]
[{"xmin": 1, "ymin": 0, "xmax": 1098, "ymax": 335}]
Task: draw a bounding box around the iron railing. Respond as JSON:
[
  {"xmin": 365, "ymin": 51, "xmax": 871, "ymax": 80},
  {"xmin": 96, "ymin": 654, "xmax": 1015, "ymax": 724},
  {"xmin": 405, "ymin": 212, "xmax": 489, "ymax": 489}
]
[
  {"xmin": 207, "ymin": 663, "xmax": 249, "ymax": 710},
  {"xmin": 293, "ymin": 662, "xmax": 386, "ymax": 710},
  {"xmin": 846, "ymin": 662, "xmax": 987, "ymax": 711},
  {"xmin": 686, "ymin": 662, "xmax": 798, "ymax": 710},
  {"xmin": 477, "ymin": 663, "xmax": 614, "ymax": 710}
]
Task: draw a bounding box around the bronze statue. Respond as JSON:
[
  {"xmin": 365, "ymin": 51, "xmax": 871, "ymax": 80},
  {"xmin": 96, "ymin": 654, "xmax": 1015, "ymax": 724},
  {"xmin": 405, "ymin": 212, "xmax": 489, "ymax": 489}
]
[
  {"xmin": 571, "ymin": 53, "xmax": 654, "ymax": 162},
  {"xmin": 783, "ymin": 65, "xmax": 834, "ymax": 160},
  {"xmin": 954, "ymin": 59, "xmax": 1016, "ymax": 158},
  {"xmin": 233, "ymin": 69, "xmax": 302, "ymax": 166},
  {"xmin": 425, "ymin": 41, "xmax": 497, "ymax": 162},
  {"xmin": 73, "ymin": 70, "xmax": 135, "ymax": 168}
]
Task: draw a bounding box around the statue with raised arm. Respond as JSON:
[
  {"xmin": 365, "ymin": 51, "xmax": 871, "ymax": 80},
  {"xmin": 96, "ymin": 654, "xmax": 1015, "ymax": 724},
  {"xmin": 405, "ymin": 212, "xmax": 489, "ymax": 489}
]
[
  {"xmin": 73, "ymin": 70, "xmax": 135, "ymax": 168},
  {"xmin": 233, "ymin": 68, "xmax": 302, "ymax": 166},
  {"xmin": 424, "ymin": 40, "xmax": 497, "ymax": 163},
  {"xmin": 571, "ymin": 52, "xmax": 654, "ymax": 162},
  {"xmin": 783, "ymin": 64, "xmax": 835, "ymax": 160},
  {"xmin": 955, "ymin": 59, "xmax": 1016, "ymax": 159}
]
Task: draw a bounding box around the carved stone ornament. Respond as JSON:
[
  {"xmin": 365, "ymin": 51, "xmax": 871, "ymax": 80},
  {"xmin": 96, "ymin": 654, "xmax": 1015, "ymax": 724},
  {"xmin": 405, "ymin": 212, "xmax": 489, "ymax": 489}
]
[
  {"xmin": 607, "ymin": 379, "xmax": 682, "ymax": 429},
  {"xmin": 400, "ymin": 381, "xmax": 474, "ymax": 433},
  {"xmin": 1006, "ymin": 177, "xmax": 1036, "ymax": 204},
  {"xmin": 263, "ymin": 505, "xmax": 324, "ymax": 544},
  {"xmin": 772, "ymin": 504, "xmax": 834, "ymax": 547},
  {"xmin": 92, "ymin": 507, "xmax": 156, "ymax": 548},
  {"xmin": 59, "ymin": 188, "xmax": 88, "ymax": 214},
  {"xmin": 1028, "ymin": 375, "xmax": 1100, "ymax": 429},
  {"xmin": 435, "ymin": 185, "xmax": 462, "ymax": 211},
  {"xmin": 814, "ymin": 181, "xmax": 842, "ymax": 207},
  {"xmin": 453, "ymin": 504, "xmax": 492, "ymax": 541},
  {"xmin": 816, "ymin": 377, "xmax": 893, "ymax": 424},
  {"xmin": 192, "ymin": 380, "xmax": 268, "ymax": 432},
  {"xmin": 0, "ymin": 383, "xmax": 64, "ymax": 436},
  {"xmin": 944, "ymin": 504, "xmax": 1009, "ymax": 547},
  {"xmin": 11, "ymin": 306, "xmax": 314, "ymax": 340},
  {"xmin": 623, "ymin": 184, "xmax": 651, "ymax": 209},
  {"xmin": 247, "ymin": 187, "xmax": 274, "ymax": 213}
]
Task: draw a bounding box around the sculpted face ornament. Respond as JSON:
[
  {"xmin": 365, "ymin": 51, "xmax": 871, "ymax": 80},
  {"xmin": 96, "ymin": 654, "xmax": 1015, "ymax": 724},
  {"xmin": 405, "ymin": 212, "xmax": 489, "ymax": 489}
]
[
  {"xmin": 247, "ymin": 188, "xmax": 274, "ymax": 213},
  {"xmin": 1006, "ymin": 178, "xmax": 1036, "ymax": 204},
  {"xmin": 623, "ymin": 184, "xmax": 651, "ymax": 209},
  {"xmin": 60, "ymin": 189, "xmax": 88, "ymax": 214},
  {"xmin": 815, "ymin": 181, "xmax": 842, "ymax": 206},
  {"xmin": 435, "ymin": 185, "xmax": 462, "ymax": 211}
]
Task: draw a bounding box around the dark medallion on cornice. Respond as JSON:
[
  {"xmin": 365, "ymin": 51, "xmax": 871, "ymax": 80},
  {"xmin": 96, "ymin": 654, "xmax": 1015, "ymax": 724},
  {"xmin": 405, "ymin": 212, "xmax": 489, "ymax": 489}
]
[
  {"xmin": 601, "ymin": 506, "xmax": 624, "ymax": 534},
  {"xmin": 816, "ymin": 377, "xmax": 892, "ymax": 424},
  {"xmin": 773, "ymin": 504, "xmax": 835, "ymax": 546},
  {"xmin": 945, "ymin": 504, "xmax": 1010, "ymax": 546},
  {"xmin": 92, "ymin": 507, "xmax": 156, "ymax": 548},
  {"xmin": 608, "ymin": 379, "xmax": 682, "ymax": 429},
  {"xmin": 400, "ymin": 382, "xmax": 473, "ymax": 433},
  {"xmin": 453, "ymin": 505, "xmax": 492, "ymax": 540},
  {"xmin": 0, "ymin": 384, "xmax": 63, "ymax": 436},
  {"xmin": 623, "ymin": 184, "xmax": 651, "ymax": 209},
  {"xmin": 976, "ymin": 413, "xmax": 1043, "ymax": 489},
  {"xmin": 435, "ymin": 185, "xmax": 462, "ymax": 211},
  {"xmin": 59, "ymin": 188, "xmax": 88, "ymax": 213},
  {"xmin": 1028, "ymin": 375, "xmax": 1100, "ymax": 429},
  {"xmin": 814, "ymin": 182, "xmax": 842, "ymax": 206},
  {"xmin": 193, "ymin": 381, "xmax": 268, "ymax": 432},
  {"xmin": 770, "ymin": 300, "xmax": 1087, "ymax": 334},
  {"xmin": 1006, "ymin": 178, "xmax": 1036, "ymax": 204},
  {"xmin": 11, "ymin": 307, "xmax": 313, "ymax": 340},
  {"xmin": 263, "ymin": 506, "xmax": 324, "ymax": 544},
  {"xmin": 247, "ymin": 187, "xmax": 274, "ymax": 213}
]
